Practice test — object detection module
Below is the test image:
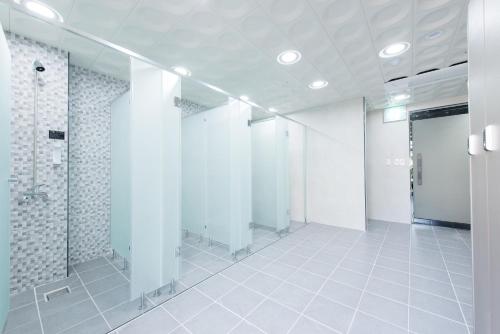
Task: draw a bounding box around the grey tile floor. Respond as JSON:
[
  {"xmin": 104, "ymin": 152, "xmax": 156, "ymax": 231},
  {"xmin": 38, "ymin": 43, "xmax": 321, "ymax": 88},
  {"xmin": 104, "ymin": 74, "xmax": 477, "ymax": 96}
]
[
  {"xmin": 3, "ymin": 223, "xmax": 304, "ymax": 334},
  {"xmin": 113, "ymin": 221, "xmax": 474, "ymax": 334}
]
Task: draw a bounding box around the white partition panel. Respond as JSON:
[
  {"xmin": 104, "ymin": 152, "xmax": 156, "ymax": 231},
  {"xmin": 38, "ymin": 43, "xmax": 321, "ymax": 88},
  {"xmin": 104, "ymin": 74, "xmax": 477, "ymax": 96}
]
[
  {"xmin": 181, "ymin": 100, "xmax": 252, "ymax": 253},
  {"xmin": 252, "ymin": 117, "xmax": 290, "ymax": 232},
  {"xmin": 111, "ymin": 92, "xmax": 131, "ymax": 261},
  {"xmin": 275, "ymin": 117, "xmax": 290, "ymax": 232},
  {"xmin": 288, "ymin": 121, "xmax": 306, "ymax": 223},
  {"xmin": 129, "ymin": 58, "xmax": 181, "ymax": 299},
  {"xmin": 206, "ymin": 105, "xmax": 231, "ymax": 245},
  {"xmin": 181, "ymin": 113, "xmax": 206, "ymax": 236},
  {"xmin": 252, "ymin": 119, "xmax": 277, "ymax": 229},
  {"xmin": 229, "ymin": 100, "xmax": 252, "ymax": 253}
]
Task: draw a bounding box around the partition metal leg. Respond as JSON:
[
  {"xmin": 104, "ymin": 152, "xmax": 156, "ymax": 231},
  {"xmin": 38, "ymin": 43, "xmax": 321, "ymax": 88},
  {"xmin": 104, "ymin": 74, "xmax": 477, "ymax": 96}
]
[{"xmin": 138, "ymin": 292, "xmax": 146, "ymax": 310}]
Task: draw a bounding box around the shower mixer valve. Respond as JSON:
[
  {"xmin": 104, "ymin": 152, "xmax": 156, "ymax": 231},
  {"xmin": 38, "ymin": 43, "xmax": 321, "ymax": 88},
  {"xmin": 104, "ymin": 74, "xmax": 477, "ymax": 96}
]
[{"xmin": 19, "ymin": 183, "xmax": 49, "ymax": 204}]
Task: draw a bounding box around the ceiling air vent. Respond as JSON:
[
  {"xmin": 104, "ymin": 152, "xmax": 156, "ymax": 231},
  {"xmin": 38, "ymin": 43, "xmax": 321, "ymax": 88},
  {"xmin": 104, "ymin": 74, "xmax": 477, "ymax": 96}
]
[
  {"xmin": 384, "ymin": 63, "xmax": 467, "ymax": 93},
  {"xmin": 417, "ymin": 68, "xmax": 439, "ymax": 75},
  {"xmin": 387, "ymin": 76, "xmax": 408, "ymax": 83},
  {"xmin": 449, "ymin": 60, "xmax": 468, "ymax": 67}
]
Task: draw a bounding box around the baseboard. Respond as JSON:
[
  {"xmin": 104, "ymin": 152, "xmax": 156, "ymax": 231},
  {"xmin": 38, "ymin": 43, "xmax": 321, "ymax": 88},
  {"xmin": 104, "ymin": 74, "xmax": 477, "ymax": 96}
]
[{"xmin": 413, "ymin": 218, "xmax": 471, "ymax": 230}]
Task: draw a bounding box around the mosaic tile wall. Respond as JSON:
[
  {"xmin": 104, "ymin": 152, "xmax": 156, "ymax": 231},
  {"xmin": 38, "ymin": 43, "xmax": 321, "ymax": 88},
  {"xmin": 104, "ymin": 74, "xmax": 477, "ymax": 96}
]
[
  {"xmin": 180, "ymin": 98, "xmax": 209, "ymax": 118},
  {"xmin": 68, "ymin": 65, "xmax": 129, "ymax": 266},
  {"xmin": 7, "ymin": 33, "xmax": 69, "ymax": 295}
]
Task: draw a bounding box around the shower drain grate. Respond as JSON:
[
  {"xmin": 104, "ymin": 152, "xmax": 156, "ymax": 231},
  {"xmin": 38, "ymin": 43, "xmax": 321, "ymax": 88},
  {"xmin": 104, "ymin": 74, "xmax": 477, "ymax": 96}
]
[{"xmin": 44, "ymin": 286, "xmax": 71, "ymax": 302}]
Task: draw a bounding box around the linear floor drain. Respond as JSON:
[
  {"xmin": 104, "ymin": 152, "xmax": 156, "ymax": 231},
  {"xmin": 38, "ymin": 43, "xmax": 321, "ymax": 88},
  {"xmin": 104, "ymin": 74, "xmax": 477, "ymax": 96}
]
[{"xmin": 44, "ymin": 286, "xmax": 71, "ymax": 302}]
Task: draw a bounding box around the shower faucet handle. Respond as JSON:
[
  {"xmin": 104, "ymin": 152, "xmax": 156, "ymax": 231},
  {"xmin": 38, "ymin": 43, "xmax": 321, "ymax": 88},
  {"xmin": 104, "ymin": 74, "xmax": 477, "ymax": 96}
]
[{"xmin": 8, "ymin": 175, "xmax": 19, "ymax": 183}]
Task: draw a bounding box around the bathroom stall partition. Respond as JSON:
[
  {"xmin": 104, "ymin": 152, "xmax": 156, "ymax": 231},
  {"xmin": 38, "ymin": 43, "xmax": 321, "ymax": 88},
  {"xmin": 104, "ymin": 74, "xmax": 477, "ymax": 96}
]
[
  {"xmin": 111, "ymin": 91, "xmax": 131, "ymax": 262},
  {"xmin": 251, "ymin": 116, "xmax": 291, "ymax": 238},
  {"xmin": 182, "ymin": 98, "xmax": 252, "ymax": 257},
  {"xmin": 129, "ymin": 58, "xmax": 181, "ymax": 300}
]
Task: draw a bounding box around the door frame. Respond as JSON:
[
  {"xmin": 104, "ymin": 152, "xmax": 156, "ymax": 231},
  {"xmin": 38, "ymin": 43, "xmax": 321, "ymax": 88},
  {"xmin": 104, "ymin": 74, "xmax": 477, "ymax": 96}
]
[{"xmin": 408, "ymin": 103, "xmax": 471, "ymax": 230}]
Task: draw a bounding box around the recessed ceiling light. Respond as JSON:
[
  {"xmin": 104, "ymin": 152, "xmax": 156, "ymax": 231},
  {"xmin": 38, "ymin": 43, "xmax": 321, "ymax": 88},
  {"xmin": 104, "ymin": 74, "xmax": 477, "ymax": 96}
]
[
  {"xmin": 24, "ymin": 0, "xmax": 63, "ymax": 22},
  {"xmin": 268, "ymin": 107, "xmax": 278, "ymax": 113},
  {"xmin": 425, "ymin": 30, "xmax": 443, "ymax": 40},
  {"xmin": 308, "ymin": 80, "xmax": 328, "ymax": 90},
  {"xmin": 240, "ymin": 95, "xmax": 249, "ymax": 101},
  {"xmin": 379, "ymin": 42, "xmax": 411, "ymax": 58},
  {"xmin": 171, "ymin": 66, "xmax": 191, "ymax": 77},
  {"xmin": 392, "ymin": 93, "xmax": 411, "ymax": 102},
  {"xmin": 277, "ymin": 50, "xmax": 302, "ymax": 65}
]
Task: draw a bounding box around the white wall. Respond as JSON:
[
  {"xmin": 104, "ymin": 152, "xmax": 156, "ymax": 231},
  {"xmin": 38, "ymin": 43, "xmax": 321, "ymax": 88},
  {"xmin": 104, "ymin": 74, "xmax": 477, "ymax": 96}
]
[
  {"xmin": 288, "ymin": 121, "xmax": 305, "ymax": 222},
  {"xmin": 288, "ymin": 98, "xmax": 366, "ymax": 231},
  {"xmin": 366, "ymin": 95, "xmax": 468, "ymax": 225},
  {"xmin": 366, "ymin": 110, "xmax": 412, "ymax": 224}
]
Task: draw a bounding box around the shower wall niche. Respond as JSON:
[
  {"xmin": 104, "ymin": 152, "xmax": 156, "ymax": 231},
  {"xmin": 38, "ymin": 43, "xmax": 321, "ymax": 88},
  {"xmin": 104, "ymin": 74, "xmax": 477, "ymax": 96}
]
[
  {"xmin": 68, "ymin": 65, "xmax": 129, "ymax": 265},
  {"xmin": 7, "ymin": 33, "xmax": 68, "ymax": 294}
]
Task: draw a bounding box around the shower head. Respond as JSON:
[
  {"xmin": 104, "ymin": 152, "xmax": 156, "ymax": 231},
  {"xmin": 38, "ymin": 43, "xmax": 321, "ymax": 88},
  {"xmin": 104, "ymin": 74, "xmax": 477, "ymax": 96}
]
[{"xmin": 33, "ymin": 60, "xmax": 45, "ymax": 72}]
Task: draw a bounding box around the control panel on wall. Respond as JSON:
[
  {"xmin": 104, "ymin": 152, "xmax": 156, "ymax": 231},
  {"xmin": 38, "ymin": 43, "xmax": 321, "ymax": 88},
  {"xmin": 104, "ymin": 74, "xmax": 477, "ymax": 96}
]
[{"xmin": 49, "ymin": 130, "xmax": 64, "ymax": 165}]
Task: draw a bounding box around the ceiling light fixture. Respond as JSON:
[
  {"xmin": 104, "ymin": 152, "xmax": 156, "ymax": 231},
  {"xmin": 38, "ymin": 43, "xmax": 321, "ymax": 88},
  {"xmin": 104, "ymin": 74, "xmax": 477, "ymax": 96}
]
[
  {"xmin": 392, "ymin": 93, "xmax": 411, "ymax": 102},
  {"xmin": 240, "ymin": 95, "xmax": 249, "ymax": 101},
  {"xmin": 379, "ymin": 42, "xmax": 411, "ymax": 58},
  {"xmin": 23, "ymin": 0, "xmax": 63, "ymax": 22},
  {"xmin": 308, "ymin": 80, "xmax": 328, "ymax": 90},
  {"xmin": 171, "ymin": 66, "xmax": 191, "ymax": 77},
  {"xmin": 277, "ymin": 50, "xmax": 302, "ymax": 65},
  {"xmin": 268, "ymin": 107, "xmax": 278, "ymax": 113}
]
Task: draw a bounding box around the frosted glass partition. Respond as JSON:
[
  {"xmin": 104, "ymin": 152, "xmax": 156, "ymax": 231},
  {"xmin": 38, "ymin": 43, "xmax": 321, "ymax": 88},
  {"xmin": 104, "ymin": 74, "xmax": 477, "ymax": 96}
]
[
  {"xmin": 0, "ymin": 24, "xmax": 11, "ymax": 329},
  {"xmin": 181, "ymin": 97, "xmax": 252, "ymax": 259},
  {"xmin": 129, "ymin": 58, "xmax": 181, "ymax": 300},
  {"xmin": 111, "ymin": 92, "xmax": 131, "ymax": 261},
  {"xmin": 251, "ymin": 116, "xmax": 290, "ymax": 237}
]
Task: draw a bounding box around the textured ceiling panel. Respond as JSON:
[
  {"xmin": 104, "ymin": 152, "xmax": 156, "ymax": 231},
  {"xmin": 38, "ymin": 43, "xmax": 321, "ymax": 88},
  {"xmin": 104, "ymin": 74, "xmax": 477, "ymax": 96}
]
[{"xmin": 1, "ymin": 0, "xmax": 469, "ymax": 112}]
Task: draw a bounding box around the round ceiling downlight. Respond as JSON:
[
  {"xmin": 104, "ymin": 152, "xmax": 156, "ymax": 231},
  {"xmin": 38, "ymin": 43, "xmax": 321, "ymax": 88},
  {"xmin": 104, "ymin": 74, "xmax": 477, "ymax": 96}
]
[
  {"xmin": 379, "ymin": 42, "xmax": 411, "ymax": 58},
  {"xmin": 277, "ymin": 50, "xmax": 302, "ymax": 65},
  {"xmin": 171, "ymin": 66, "xmax": 192, "ymax": 77},
  {"xmin": 268, "ymin": 107, "xmax": 278, "ymax": 113},
  {"xmin": 239, "ymin": 95, "xmax": 249, "ymax": 101},
  {"xmin": 308, "ymin": 80, "xmax": 328, "ymax": 90},
  {"xmin": 24, "ymin": 0, "xmax": 63, "ymax": 22}
]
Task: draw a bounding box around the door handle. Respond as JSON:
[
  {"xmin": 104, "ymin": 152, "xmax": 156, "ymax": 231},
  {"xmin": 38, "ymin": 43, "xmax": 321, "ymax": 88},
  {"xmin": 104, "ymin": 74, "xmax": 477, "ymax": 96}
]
[
  {"xmin": 483, "ymin": 124, "xmax": 499, "ymax": 152},
  {"xmin": 416, "ymin": 153, "xmax": 423, "ymax": 185},
  {"xmin": 468, "ymin": 134, "xmax": 482, "ymax": 156}
]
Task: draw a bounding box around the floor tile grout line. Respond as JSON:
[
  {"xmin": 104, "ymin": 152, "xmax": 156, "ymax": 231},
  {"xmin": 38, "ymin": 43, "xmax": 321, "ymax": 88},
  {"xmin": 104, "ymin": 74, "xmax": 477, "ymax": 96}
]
[
  {"xmin": 221, "ymin": 246, "xmax": 473, "ymax": 329},
  {"xmin": 73, "ymin": 266, "xmax": 113, "ymax": 331},
  {"xmin": 432, "ymin": 226, "xmax": 471, "ymax": 334},
  {"xmin": 111, "ymin": 223, "xmax": 310, "ymax": 333},
  {"xmin": 215, "ymin": 227, "xmax": 343, "ymax": 331},
  {"xmin": 225, "ymin": 228, "xmax": 349, "ymax": 334},
  {"xmin": 103, "ymin": 255, "xmax": 131, "ymax": 283},
  {"xmin": 53, "ymin": 311, "xmax": 110, "ymax": 334},
  {"xmin": 346, "ymin": 223, "xmax": 392, "ymax": 334},
  {"xmin": 33, "ymin": 285, "xmax": 45, "ymax": 334},
  {"xmin": 283, "ymin": 230, "xmax": 366, "ymax": 334}
]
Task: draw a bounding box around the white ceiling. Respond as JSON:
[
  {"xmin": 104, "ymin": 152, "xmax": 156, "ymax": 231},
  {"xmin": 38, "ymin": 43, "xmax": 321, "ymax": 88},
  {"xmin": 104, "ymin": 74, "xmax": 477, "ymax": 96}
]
[{"xmin": 0, "ymin": 0, "xmax": 468, "ymax": 112}]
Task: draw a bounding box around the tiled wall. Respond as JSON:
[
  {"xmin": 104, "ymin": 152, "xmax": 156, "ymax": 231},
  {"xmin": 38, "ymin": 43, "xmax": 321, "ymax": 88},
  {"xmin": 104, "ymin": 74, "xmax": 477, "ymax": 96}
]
[
  {"xmin": 7, "ymin": 33, "xmax": 69, "ymax": 295},
  {"xmin": 68, "ymin": 65, "xmax": 129, "ymax": 266}
]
